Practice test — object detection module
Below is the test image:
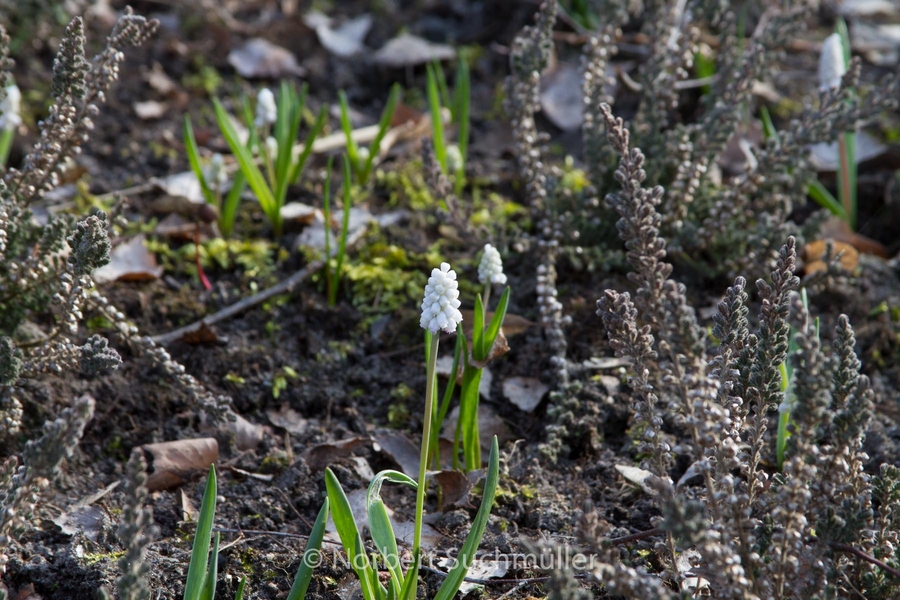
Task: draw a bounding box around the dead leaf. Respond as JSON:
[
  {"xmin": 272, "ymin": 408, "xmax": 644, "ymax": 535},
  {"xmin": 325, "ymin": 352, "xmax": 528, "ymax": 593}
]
[
  {"xmin": 280, "ymin": 202, "xmax": 318, "ymax": 226},
  {"xmin": 141, "ymin": 438, "xmax": 219, "ymax": 492},
  {"xmin": 306, "ymin": 437, "xmax": 369, "ymax": 471},
  {"xmin": 155, "ymin": 171, "xmax": 205, "ymax": 204},
  {"xmin": 179, "ymin": 322, "xmax": 224, "ymax": 345},
  {"xmin": 228, "ymin": 38, "xmax": 305, "ymax": 78},
  {"xmin": 310, "ymin": 13, "xmax": 372, "ymax": 57},
  {"xmin": 153, "ymin": 213, "xmax": 209, "ymax": 242},
  {"xmin": 615, "ymin": 464, "xmax": 658, "ymax": 495},
  {"xmin": 469, "ymin": 329, "xmax": 509, "ymax": 369},
  {"xmin": 809, "ymin": 131, "xmax": 887, "ymax": 171},
  {"xmin": 267, "ymin": 405, "xmax": 309, "ymax": 436},
  {"xmin": 144, "ymin": 61, "xmax": 177, "ymax": 95},
  {"xmin": 435, "ymin": 356, "xmax": 492, "ymax": 399},
  {"xmin": 92, "ymin": 236, "xmax": 163, "ymax": 284},
  {"xmin": 372, "ymin": 431, "xmax": 420, "ymax": 476},
  {"xmin": 133, "ymin": 100, "xmax": 166, "ymax": 120},
  {"xmin": 178, "ymin": 487, "xmax": 196, "ymax": 520},
  {"xmin": 226, "ymin": 413, "xmax": 266, "ymax": 450},
  {"xmin": 442, "ymin": 405, "xmax": 513, "ymax": 452},
  {"xmin": 435, "ymin": 558, "xmax": 507, "ymax": 595},
  {"xmin": 503, "ymin": 376, "xmax": 549, "ymax": 412},
  {"xmin": 431, "ymin": 470, "xmax": 472, "ymax": 507},
  {"xmin": 372, "ymin": 33, "xmax": 455, "ymax": 67},
  {"xmin": 803, "ymin": 239, "xmax": 860, "ymax": 274},
  {"xmin": 581, "ymin": 356, "xmax": 632, "ymax": 370},
  {"xmin": 540, "ymin": 62, "xmax": 583, "ymax": 131}
]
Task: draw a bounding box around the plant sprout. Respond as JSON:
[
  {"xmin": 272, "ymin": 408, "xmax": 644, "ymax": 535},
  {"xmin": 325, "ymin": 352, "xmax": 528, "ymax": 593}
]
[{"xmin": 323, "ymin": 262, "xmax": 500, "ymax": 600}]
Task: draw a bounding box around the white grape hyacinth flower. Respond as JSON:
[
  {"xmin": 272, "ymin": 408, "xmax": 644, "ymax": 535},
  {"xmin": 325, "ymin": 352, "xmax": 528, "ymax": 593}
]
[
  {"xmin": 478, "ymin": 244, "xmax": 507, "ymax": 286},
  {"xmin": 255, "ymin": 88, "xmax": 277, "ymax": 127},
  {"xmin": 420, "ymin": 262, "xmax": 463, "ymax": 334},
  {"xmin": 818, "ymin": 33, "xmax": 846, "ymax": 91}
]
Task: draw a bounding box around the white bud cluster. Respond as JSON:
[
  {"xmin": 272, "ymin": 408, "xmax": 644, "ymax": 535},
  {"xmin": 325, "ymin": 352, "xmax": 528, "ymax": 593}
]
[
  {"xmin": 255, "ymin": 88, "xmax": 277, "ymax": 127},
  {"xmin": 204, "ymin": 153, "xmax": 228, "ymax": 192},
  {"xmin": 420, "ymin": 263, "xmax": 463, "ymax": 334},
  {"xmin": 478, "ymin": 244, "xmax": 507, "ymax": 286}
]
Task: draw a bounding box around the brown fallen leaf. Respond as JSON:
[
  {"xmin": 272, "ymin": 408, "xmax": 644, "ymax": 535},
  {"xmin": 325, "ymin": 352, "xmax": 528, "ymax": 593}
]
[
  {"xmin": 372, "ymin": 33, "xmax": 455, "ymax": 67},
  {"xmin": 819, "ymin": 216, "xmax": 889, "ymax": 258},
  {"xmin": 227, "ymin": 38, "xmax": 305, "ymax": 78},
  {"xmin": 803, "ymin": 239, "xmax": 860, "ymax": 274},
  {"xmin": 179, "ymin": 322, "xmax": 224, "ymax": 345},
  {"xmin": 431, "ymin": 470, "xmax": 472, "ymax": 508},
  {"xmin": 305, "ymin": 437, "xmax": 369, "ymax": 471},
  {"xmin": 372, "ymin": 431, "xmax": 420, "ymax": 476},
  {"xmin": 503, "ymin": 376, "xmax": 549, "ymax": 413},
  {"xmin": 141, "ymin": 438, "xmax": 219, "ymax": 492},
  {"xmin": 92, "ymin": 235, "xmax": 163, "ymax": 284}
]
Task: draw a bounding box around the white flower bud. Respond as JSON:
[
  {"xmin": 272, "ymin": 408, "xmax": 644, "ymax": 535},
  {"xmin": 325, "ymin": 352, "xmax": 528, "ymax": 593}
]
[
  {"xmin": 0, "ymin": 84, "xmax": 22, "ymax": 130},
  {"xmin": 445, "ymin": 144, "xmax": 463, "ymax": 173},
  {"xmin": 420, "ymin": 262, "xmax": 463, "ymax": 334},
  {"xmin": 265, "ymin": 136, "xmax": 277, "ymax": 158},
  {"xmin": 478, "ymin": 244, "xmax": 507, "ymax": 286},
  {"xmin": 255, "ymin": 88, "xmax": 277, "ymax": 127},
  {"xmin": 204, "ymin": 153, "xmax": 227, "ymax": 191},
  {"xmin": 818, "ymin": 33, "xmax": 846, "ymax": 91}
]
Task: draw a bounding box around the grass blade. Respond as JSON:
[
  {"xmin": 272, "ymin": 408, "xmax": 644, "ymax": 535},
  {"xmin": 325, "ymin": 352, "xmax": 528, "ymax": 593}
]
[
  {"xmin": 289, "ymin": 105, "xmax": 327, "ymax": 185},
  {"xmin": 286, "ymin": 498, "xmax": 330, "ymax": 600},
  {"xmin": 367, "ymin": 470, "xmax": 417, "ymax": 596},
  {"xmin": 183, "ymin": 465, "xmax": 217, "ymax": 600},
  {"xmin": 362, "ymin": 83, "xmax": 401, "ymax": 183},
  {"xmin": 331, "ymin": 156, "xmax": 353, "ymax": 305},
  {"xmin": 233, "ymin": 576, "xmax": 246, "ymax": 600},
  {"xmin": 338, "ymin": 91, "xmax": 360, "ymax": 178},
  {"xmin": 434, "ymin": 437, "xmax": 500, "ymax": 600},
  {"xmin": 323, "ymin": 155, "xmax": 334, "ymax": 304},
  {"xmin": 483, "ymin": 286, "xmax": 510, "ymax": 358},
  {"xmin": 473, "ymin": 293, "xmax": 485, "ymax": 361},
  {"xmin": 213, "ymin": 98, "xmax": 278, "ymax": 230},
  {"xmin": 183, "ymin": 116, "xmax": 215, "ymax": 205},
  {"xmin": 325, "ymin": 468, "xmax": 381, "ymax": 600},
  {"xmin": 426, "ymin": 64, "xmax": 447, "ymax": 172},
  {"xmin": 807, "ymin": 179, "xmax": 847, "ymax": 220},
  {"xmin": 199, "ymin": 532, "xmax": 220, "ymax": 600}
]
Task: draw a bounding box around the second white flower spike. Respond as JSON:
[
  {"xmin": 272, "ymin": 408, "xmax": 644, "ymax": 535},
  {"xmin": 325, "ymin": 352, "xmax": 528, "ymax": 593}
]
[
  {"xmin": 478, "ymin": 244, "xmax": 507, "ymax": 286},
  {"xmin": 420, "ymin": 262, "xmax": 463, "ymax": 334}
]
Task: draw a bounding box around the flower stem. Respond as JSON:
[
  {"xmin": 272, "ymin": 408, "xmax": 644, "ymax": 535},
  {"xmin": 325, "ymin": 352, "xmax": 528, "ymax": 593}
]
[{"xmin": 413, "ymin": 333, "xmax": 440, "ymax": 559}]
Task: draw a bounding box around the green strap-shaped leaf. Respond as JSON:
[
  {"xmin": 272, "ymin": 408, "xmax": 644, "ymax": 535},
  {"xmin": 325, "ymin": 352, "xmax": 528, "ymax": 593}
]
[
  {"xmin": 426, "ymin": 64, "xmax": 446, "ymax": 172},
  {"xmin": 325, "ymin": 468, "xmax": 381, "ymax": 600},
  {"xmin": 400, "ymin": 549, "xmax": 420, "ymax": 600},
  {"xmin": 472, "ymin": 294, "xmax": 485, "ymax": 362},
  {"xmin": 199, "ymin": 532, "xmax": 220, "ymax": 600},
  {"xmin": 212, "ymin": 98, "xmax": 277, "ymax": 224},
  {"xmin": 483, "ymin": 286, "xmax": 510, "ymax": 360},
  {"xmin": 233, "ymin": 576, "xmax": 246, "ymax": 600},
  {"xmin": 367, "ymin": 470, "xmax": 416, "ymax": 597},
  {"xmin": 183, "ymin": 116, "xmax": 215, "ymax": 205},
  {"xmin": 183, "ymin": 465, "xmax": 217, "ymax": 600},
  {"xmin": 289, "ymin": 105, "xmax": 327, "ymax": 185},
  {"xmin": 434, "ymin": 437, "xmax": 500, "ymax": 600},
  {"xmin": 287, "ymin": 498, "xmax": 330, "ymax": 600}
]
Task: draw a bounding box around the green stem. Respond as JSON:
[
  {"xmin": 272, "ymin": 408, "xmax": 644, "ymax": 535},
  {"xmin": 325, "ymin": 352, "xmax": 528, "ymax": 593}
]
[
  {"xmin": 414, "ymin": 333, "xmax": 440, "ymax": 559},
  {"xmin": 482, "ymin": 284, "xmax": 491, "ymax": 314}
]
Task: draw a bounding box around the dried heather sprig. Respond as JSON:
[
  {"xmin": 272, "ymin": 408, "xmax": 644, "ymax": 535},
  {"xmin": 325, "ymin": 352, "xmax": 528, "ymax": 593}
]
[
  {"xmin": 116, "ymin": 450, "xmax": 156, "ymax": 600},
  {"xmin": 51, "ymin": 17, "xmax": 89, "ymax": 100},
  {"xmin": 0, "ymin": 395, "xmax": 95, "ymax": 572}
]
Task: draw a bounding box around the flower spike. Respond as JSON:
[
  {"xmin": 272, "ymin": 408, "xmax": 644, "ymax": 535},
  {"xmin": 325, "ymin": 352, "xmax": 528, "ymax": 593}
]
[{"xmin": 420, "ymin": 262, "xmax": 463, "ymax": 334}]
